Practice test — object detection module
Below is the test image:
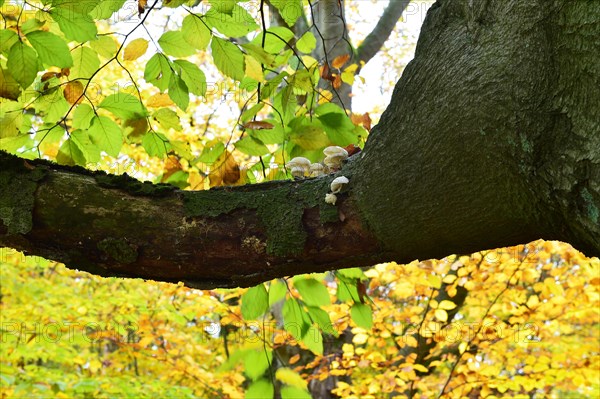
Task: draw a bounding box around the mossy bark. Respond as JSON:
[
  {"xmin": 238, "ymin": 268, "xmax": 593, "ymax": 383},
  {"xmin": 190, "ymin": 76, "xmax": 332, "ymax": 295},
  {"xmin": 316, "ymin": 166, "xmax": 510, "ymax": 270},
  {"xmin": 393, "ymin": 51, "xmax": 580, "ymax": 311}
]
[{"xmin": 0, "ymin": 0, "xmax": 598, "ymax": 289}]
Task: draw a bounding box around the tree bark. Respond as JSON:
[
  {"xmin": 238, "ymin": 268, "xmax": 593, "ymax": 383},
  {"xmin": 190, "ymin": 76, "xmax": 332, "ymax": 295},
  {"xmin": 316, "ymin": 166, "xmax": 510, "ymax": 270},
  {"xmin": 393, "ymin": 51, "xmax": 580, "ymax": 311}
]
[{"xmin": 1, "ymin": 0, "xmax": 598, "ymax": 289}]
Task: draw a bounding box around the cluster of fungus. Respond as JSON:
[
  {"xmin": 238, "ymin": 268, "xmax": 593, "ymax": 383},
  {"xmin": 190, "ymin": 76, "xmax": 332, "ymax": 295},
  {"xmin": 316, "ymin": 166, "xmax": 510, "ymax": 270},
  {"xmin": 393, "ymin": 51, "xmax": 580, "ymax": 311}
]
[
  {"xmin": 286, "ymin": 146, "xmax": 351, "ymax": 206},
  {"xmin": 285, "ymin": 146, "xmax": 349, "ymax": 179}
]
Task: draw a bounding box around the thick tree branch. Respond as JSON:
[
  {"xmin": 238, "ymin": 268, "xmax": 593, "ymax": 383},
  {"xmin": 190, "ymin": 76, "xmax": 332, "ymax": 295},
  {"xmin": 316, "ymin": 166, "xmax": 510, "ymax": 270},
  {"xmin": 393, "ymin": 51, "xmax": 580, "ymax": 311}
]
[
  {"xmin": 356, "ymin": 1, "xmax": 411, "ymax": 65},
  {"xmin": 1, "ymin": 0, "xmax": 598, "ymax": 289},
  {"xmin": 0, "ymin": 152, "xmax": 386, "ymax": 289}
]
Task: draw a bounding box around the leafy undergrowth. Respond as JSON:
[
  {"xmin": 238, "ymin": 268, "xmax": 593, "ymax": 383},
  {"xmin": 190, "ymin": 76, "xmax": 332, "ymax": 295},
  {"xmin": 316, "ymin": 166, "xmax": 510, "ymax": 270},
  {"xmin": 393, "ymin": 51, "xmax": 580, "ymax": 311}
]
[{"xmin": 1, "ymin": 241, "xmax": 598, "ymax": 398}]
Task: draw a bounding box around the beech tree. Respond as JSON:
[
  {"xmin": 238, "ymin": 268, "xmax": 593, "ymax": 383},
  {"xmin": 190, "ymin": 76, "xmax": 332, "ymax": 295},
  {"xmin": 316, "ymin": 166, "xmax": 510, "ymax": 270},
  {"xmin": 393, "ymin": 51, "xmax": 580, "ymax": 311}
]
[
  {"xmin": 1, "ymin": 0, "xmax": 599, "ymax": 292},
  {"xmin": 1, "ymin": 1, "xmax": 599, "ymax": 398}
]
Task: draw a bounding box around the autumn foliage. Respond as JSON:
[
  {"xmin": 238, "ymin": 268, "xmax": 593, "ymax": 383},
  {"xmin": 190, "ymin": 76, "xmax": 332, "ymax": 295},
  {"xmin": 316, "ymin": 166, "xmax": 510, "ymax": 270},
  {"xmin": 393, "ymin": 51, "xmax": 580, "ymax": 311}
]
[{"xmin": 1, "ymin": 241, "xmax": 598, "ymax": 398}]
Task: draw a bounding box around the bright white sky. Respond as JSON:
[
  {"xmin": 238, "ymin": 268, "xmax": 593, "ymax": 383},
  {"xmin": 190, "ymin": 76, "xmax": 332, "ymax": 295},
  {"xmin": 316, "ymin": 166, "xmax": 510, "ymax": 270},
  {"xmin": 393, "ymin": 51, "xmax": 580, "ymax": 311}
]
[{"xmin": 348, "ymin": 0, "xmax": 434, "ymax": 115}]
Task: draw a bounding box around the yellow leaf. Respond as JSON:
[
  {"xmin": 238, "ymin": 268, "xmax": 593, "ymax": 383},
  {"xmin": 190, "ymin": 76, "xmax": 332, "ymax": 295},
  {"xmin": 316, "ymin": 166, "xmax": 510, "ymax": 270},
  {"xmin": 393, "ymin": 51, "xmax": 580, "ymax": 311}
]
[
  {"xmin": 404, "ymin": 335, "xmax": 418, "ymax": 347},
  {"xmin": 434, "ymin": 309, "xmax": 448, "ymax": 322},
  {"xmin": 245, "ymin": 54, "xmax": 264, "ymax": 82},
  {"xmin": 341, "ymin": 70, "xmax": 355, "ymax": 86},
  {"xmin": 442, "ymin": 274, "xmax": 457, "ymax": 284},
  {"xmin": 526, "ymin": 295, "xmax": 539, "ymax": 308},
  {"xmin": 147, "ymin": 93, "xmax": 175, "ymax": 107},
  {"xmin": 352, "ymin": 333, "xmax": 368, "ymax": 345},
  {"xmin": 459, "ymin": 341, "xmax": 468, "ymax": 354},
  {"xmin": 138, "ymin": 335, "xmax": 155, "ymax": 347},
  {"xmin": 275, "ymin": 367, "xmax": 308, "ymax": 390},
  {"xmin": 427, "ymin": 274, "xmax": 442, "ymax": 289},
  {"xmin": 438, "ymin": 300, "xmax": 457, "ymax": 310},
  {"xmin": 413, "ymin": 364, "xmax": 428, "ymax": 373},
  {"xmin": 89, "ymin": 359, "xmax": 102, "ymax": 373},
  {"xmin": 123, "ymin": 38, "xmax": 149, "ymax": 61},
  {"xmin": 63, "ymin": 81, "xmax": 84, "ymax": 104}
]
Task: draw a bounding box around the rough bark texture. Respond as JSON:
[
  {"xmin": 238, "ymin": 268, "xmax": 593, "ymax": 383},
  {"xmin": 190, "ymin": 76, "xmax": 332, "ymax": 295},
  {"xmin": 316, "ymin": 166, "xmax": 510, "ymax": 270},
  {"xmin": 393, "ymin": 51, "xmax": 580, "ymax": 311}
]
[
  {"xmin": 1, "ymin": 0, "xmax": 598, "ymax": 289},
  {"xmin": 353, "ymin": 0, "xmax": 599, "ymax": 260}
]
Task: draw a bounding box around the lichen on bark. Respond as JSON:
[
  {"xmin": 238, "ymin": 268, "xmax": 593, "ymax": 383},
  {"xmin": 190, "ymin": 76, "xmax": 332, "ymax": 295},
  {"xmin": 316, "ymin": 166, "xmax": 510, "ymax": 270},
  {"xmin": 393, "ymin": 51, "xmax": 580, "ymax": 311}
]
[
  {"xmin": 0, "ymin": 152, "xmax": 47, "ymax": 234},
  {"xmin": 181, "ymin": 175, "xmax": 341, "ymax": 257}
]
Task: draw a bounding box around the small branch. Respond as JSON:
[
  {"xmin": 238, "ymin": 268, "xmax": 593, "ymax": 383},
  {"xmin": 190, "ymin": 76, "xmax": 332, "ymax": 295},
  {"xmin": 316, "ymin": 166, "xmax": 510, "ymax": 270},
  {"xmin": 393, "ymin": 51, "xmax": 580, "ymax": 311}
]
[{"xmin": 356, "ymin": 1, "xmax": 410, "ymax": 65}]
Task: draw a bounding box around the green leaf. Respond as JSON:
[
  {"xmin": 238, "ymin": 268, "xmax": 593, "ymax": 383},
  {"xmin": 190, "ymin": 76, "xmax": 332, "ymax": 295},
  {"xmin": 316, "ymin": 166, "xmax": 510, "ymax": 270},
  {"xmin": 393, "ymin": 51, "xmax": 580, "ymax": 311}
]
[
  {"xmin": 307, "ymin": 306, "xmax": 337, "ymax": 336},
  {"xmin": 296, "ymin": 31, "xmax": 316, "ymax": 53},
  {"xmin": 338, "ymin": 268, "xmax": 366, "ymax": 280},
  {"xmin": 163, "ymin": 0, "xmax": 188, "ymax": 7},
  {"xmin": 169, "ymin": 140, "xmax": 193, "ymax": 160},
  {"xmin": 241, "ymin": 284, "xmax": 269, "ymax": 320},
  {"xmin": 90, "ymin": 35, "xmax": 118, "ymax": 59},
  {"xmin": 294, "ymin": 278, "xmax": 330, "ymax": 307},
  {"xmin": 144, "ymin": 53, "xmax": 173, "ymax": 91},
  {"xmin": 0, "ymin": 134, "xmax": 32, "ymax": 153},
  {"xmin": 280, "ymin": 386, "xmax": 312, "ymax": 399},
  {"xmin": 241, "ymin": 103, "xmax": 265, "ymax": 123},
  {"xmin": 50, "ymin": 0, "xmax": 98, "ymax": 15},
  {"xmin": 142, "ymin": 132, "xmax": 170, "ymax": 158},
  {"xmin": 196, "ymin": 142, "xmax": 225, "ymax": 164},
  {"xmin": 234, "ymin": 136, "xmax": 269, "ymax": 156},
  {"xmin": 56, "ymin": 137, "xmax": 86, "ymax": 166},
  {"xmin": 20, "ymin": 19, "xmax": 45, "ymax": 35},
  {"xmin": 158, "ymin": 30, "xmax": 196, "ymax": 57},
  {"xmin": 282, "ymin": 298, "xmax": 310, "ymax": 340},
  {"xmin": 153, "ymin": 108, "xmax": 181, "ymax": 131},
  {"xmin": 99, "ymin": 93, "xmax": 147, "ymax": 120},
  {"xmin": 182, "ymin": 14, "xmax": 212, "ymax": 50},
  {"xmin": 173, "ymin": 59, "xmax": 206, "ymax": 96},
  {"xmin": 289, "ymin": 69, "xmax": 315, "ymax": 93},
  {"xmin": 209, "ymin": 0, "xmax": 236, "ymax": 13},
  {"xmin": 251, "ymin": 27, "xmax": 294, "ymax": 54},
  {"xmin": 268, "ymin": 280, "xmax": 287, "ymax": 306},
  {"xmin": 301, "ymin": 325, "xmax": 323, "ymax": 355},
  {"xmin": 90, "ymin": 0, "xmax": 127, "ymax": 19},
  {"xmin": 0, "ymin": 101, "xmax": 24, "ymax": 138},
  {"xmin": 317, "ymin": 112, "xmax": 357, "ymax": 146},
  {"xmin": 70, "ymin": 129, "xmax": 101, "ymax": 163},
  {"xmin": 244, "ymin": 349, "xmax": 272, "ymax": 380},
  {"xmin": 70, "ymin": 46, "xmax": 100, "ymax": 79},
  {"xmin": 290, "ymin": 124, "xmax": 329, "ymax": 150},
  {"xmin": 253, "ymin": 122, "xmax": 285, "ymax": 145},
  {"xmin": 38, "ymin": 91, "xmax": 70, "ymax": 123},
  {"xmin": 246, "ymin": 379, "xmax": 274, "ymax": 399},
  {"xmin": 211, "ymin": 37, "xmax": 244, "ymax": 81},
  {"xmin": 336, "ymin": 280, "xmax": 359, "ymax": 302},
  {"xmin": 269, "ymin": 0, "xmax": 303, "ymax": 27},
  {"xmin": 315, "ymin": 102, "xmax": 345, "ymax": 116},
  {"xmin": 88, "ymin": 115, "xmax": 123, "ymax": 157},
  {"xmin": 168, "ymin": 74, "xmax": 189, "ymax": 111},
  {"xmin": 50, "ymin": 8, "xmax": 97, "ymax": 42},
  {"xmin": 72, "ymin": 104, "xmax": 95, "ymax": 130},
  {"xmin": 351, "ymin": 303, "xmax": 373, "ymax": 329},
  {"xmin": 164, "ymin": 170, "xmax": 189, "ymax": 189},
  {"xmin": 241, "ymin": 44, "xmax": 277, "ymax": 68},
  {"xmin": 0, "ymin": 68, "xmax": 20, "ymax": 100},
  {"xmin": 7, "ymin": 42, "xmax": 39, "ymax": 88},
  {"xmin": 205, "ymin": 6, "xmax": 258, "ymax": 37},
  {"xmin": 26, "ymin": 31, "xmax": 73, "ymax": 68},
  {"xmin": 259, "ymin": 71, "xmax": 288, "ymax": 100},
  {"xmin": 0, "ymin": 30, "xmax": 19, "ymax": 54}
]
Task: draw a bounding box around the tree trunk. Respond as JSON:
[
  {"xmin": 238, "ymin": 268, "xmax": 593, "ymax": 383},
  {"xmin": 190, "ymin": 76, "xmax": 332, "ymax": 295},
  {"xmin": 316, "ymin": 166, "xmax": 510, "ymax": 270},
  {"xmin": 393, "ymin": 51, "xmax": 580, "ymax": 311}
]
[{"xmin": 1, "ymin": 0, "xmax": 598, "ymax": 289}]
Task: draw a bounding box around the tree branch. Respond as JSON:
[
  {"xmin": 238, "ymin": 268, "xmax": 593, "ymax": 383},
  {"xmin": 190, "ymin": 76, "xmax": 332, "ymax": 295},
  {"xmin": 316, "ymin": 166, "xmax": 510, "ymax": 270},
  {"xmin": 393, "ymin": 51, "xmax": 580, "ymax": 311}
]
[
  {"xmin": 356, "ymin": 0, "xmax": 410, "ymax": 65},
  {"xmin": 0, "ymin": 151, "xmax": 386, "ymax": 289},
  {"xmin": 1, "ymin": 0, "xmax": 598, "ymax": 290}
]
